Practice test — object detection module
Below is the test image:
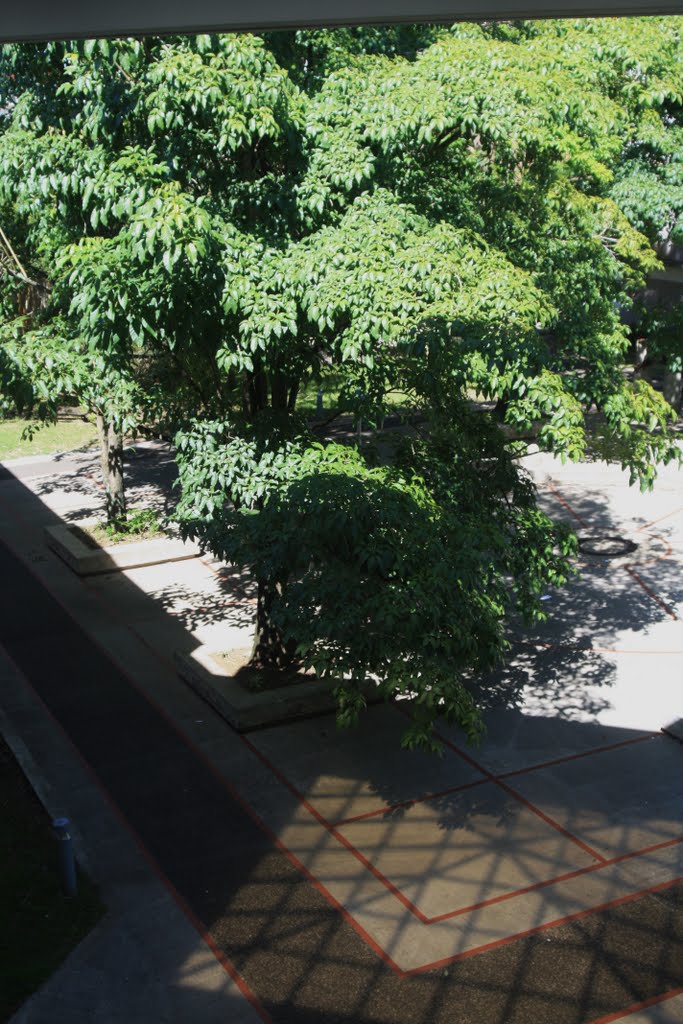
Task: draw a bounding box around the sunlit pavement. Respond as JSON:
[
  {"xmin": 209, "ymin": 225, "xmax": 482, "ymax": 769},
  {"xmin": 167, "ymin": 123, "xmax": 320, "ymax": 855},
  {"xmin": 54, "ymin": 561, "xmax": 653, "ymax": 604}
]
[{"xmin": 0, "ymin": 444, "xmax": 681, "ymax": 1023}]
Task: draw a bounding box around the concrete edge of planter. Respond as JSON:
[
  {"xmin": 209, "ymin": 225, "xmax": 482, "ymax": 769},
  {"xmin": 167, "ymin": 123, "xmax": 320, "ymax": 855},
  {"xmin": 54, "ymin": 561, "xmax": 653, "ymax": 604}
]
[
  {"xmin": 174, "ymin": 646, "xmax": 383, "ymax": 731},
  {"xmin": 44, "ymin": 523, "xmax": 201, "ymax": 576}
]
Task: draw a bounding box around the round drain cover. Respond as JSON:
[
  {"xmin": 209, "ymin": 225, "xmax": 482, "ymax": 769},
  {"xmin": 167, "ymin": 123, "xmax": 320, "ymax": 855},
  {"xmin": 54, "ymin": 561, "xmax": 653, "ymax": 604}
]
[{"xmin": 577, "ymin": 534, "xmax": 638, "ymax": 558}]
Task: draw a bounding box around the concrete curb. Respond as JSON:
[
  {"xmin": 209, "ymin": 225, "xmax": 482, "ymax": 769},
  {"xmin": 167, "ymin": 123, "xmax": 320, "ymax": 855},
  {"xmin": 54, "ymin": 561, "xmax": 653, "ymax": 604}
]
[
  {"xmin": 45, "ymin": 524, "xmax": 201, "ymax": 576},
  {"xmin": 175, "ymin": 646, "xmax": 383, "ymax": 731}
]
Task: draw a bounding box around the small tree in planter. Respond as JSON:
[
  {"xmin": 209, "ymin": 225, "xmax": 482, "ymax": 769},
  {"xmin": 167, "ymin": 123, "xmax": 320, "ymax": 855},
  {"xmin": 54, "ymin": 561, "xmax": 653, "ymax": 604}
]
[{"xmin": 175, "ymin": 377, "xmax": 580, "ymax": 750}]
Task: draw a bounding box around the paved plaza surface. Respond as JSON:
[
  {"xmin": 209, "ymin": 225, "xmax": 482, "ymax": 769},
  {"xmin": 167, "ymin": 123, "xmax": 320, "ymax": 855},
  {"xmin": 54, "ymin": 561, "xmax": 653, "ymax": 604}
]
[{"xmin": 0, "ymin": 442, "xmax": 681, "ymax": 1023}]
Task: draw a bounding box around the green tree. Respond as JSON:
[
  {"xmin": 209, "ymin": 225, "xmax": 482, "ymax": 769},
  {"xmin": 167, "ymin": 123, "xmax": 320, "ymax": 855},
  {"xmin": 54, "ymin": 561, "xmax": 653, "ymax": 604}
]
[
  {"xmin": 1, "ymin": 22, "xmax": 681, "ymax": 746},
  {"xmin": 0, "ymin": 35, "xmax": 294, "ymax": 521}
]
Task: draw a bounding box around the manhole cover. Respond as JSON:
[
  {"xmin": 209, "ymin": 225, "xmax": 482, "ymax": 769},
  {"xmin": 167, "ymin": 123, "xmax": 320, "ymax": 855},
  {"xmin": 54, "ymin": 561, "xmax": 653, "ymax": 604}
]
[{"xmin": 577, "ymin": 534, "xmax": 638, "ymax": 558}]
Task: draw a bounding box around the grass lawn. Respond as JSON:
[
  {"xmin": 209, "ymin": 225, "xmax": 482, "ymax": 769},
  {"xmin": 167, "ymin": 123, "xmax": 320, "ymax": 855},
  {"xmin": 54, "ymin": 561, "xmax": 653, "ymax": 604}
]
[
  {"xmin": 0, "ymin": 386, "xmax": 418, "ymax": 463},
  {"xmin": 297, "ymin": 369, "xmax": 413, "ymax": 418},
  {"xmin": 0, "ymin": 409, "xmax": 98, "ymax": 462},
  {"xmin": 0, "ymin": 737, "xmax": 104, "ymax": 1021}
]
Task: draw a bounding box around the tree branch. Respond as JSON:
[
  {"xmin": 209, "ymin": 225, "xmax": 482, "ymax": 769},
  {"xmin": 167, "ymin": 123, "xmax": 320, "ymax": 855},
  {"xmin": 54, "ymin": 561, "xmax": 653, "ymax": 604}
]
[
  {"xmin": 0, "ymin": 224, "xmax": 29, "ymax": 279},
  {"xmin": 0, "ymin": 255, "xmax": 44, "ymax": 290},
  {"xmin": 115, "ymin": 61, "xmax": 134, "ymax": 84},
  {"xmin": 310, "ymin": 409, "xmax": 344, "ymax": 432}
]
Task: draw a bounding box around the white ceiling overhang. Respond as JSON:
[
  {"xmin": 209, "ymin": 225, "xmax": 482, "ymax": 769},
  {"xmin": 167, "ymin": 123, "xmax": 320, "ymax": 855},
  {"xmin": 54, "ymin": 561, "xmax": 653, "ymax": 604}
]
[{"xmin": 2, "ymin": 0, "xmax": 683, "ymax": 43}]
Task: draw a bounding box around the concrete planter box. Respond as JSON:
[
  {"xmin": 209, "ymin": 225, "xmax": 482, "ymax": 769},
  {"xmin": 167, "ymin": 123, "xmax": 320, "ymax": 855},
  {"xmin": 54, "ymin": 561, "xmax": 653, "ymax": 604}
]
[
  {"xmin": 175, "ymin": 645, "xmax": 382, "ymax": 731},
  {"xmin": 45, "ymin": 523, "xmax": 201, "ymax": 576}
]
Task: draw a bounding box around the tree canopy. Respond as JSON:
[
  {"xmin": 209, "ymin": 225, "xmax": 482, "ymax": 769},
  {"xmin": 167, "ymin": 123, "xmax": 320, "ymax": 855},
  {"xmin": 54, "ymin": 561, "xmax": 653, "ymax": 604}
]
[{"xmin": 1, "ymin": 19, "xmax": 682, "ymax": 746}]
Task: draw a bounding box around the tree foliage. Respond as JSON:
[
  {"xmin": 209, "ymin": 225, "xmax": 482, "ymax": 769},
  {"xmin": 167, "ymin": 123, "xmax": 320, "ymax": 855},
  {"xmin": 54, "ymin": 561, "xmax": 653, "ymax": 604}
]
[{"xmin": 1, "ymin": 20, "xmax": 682, "ymax": 745}]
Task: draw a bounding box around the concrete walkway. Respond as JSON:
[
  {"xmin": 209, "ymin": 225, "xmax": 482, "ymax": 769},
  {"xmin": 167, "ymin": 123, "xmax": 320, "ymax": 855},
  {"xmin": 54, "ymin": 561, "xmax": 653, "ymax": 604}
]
[{"xmin": 0, "ymin": 444, "xmax": 681, "ymax": 1023}]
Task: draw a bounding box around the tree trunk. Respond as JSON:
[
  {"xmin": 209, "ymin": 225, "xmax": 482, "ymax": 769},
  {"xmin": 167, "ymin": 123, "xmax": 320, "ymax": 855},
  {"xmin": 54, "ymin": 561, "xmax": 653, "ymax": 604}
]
[
  {"xmin": 242, "ymin": 367, "xmax": 268, "ymax": 418},
  {"xmin": 494, "ymin": 395, "xmax": 509, "ymax": 421},
  {"xmin": 250, "ymin": 580, "xmax": 298, "ymax": 670},
  {"xmin": 271, "ymin": 370, "xmax": 288, "ymax": 412},
  {"xmin": 244, "ymin": 366, "xmax": 299, "ymax": 670},
  {"xmin": 663, "ymin": 369, "xmax": 683, "ymax": 413},
  {"xmin": 96, "ymin": 412, "xmax": 127, "ymax": 526}
]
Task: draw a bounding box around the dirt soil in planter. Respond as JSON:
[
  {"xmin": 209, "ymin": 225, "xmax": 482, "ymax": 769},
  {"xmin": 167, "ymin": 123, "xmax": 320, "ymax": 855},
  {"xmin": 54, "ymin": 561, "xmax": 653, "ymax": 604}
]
[{"xmin": 211, "ymin": 648, "xmax": 317, "ymax": 694}]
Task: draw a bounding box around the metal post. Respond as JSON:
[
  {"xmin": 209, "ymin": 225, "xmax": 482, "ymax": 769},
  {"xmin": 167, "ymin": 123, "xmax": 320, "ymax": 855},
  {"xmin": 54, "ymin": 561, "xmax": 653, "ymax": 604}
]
[{"xmin": 52, "ymin": 817, "xmax": 77, "ymax": 897}]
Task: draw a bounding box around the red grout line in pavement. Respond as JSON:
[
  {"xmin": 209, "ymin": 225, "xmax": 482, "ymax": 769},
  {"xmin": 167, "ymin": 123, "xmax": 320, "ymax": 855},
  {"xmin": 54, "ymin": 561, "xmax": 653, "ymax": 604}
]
[
  {"xmin": 109, "ymin": 589, "xmax": 433, "ymax": 941},
  {"xmin": 331, "ymin": 733, "xmax": 658, "ymax": 828},
  {"xmin": 200, "ymin": 557, "xmax": 257, "ymax": 601},
  {"xmin": 12, "ymin": 495, "xmax": 680, "ymax": 980},
  {"xmin": 76, "ymin": 557, "xmax": 683, "ymax": 939},
  {"xmin": 633, "ymin": 532, "xmax": 673, "ymax": 567},
  {"xmin": 637, "ymin": 505, "xmax": 683, "ymax": 533},
  {"xmin": 546, "ymin": 485, "xmax": 676, "ymax": 574},
  {"xmin": 589, "ymin": 986, "xmax": 683, "ymax": 1023},
  {"xmin": 50, "ymin": 500, "xmax": 386, "ymax": 902},
  {"xmin": 331, "ymin": 778, "xmax": 490, "ymax": 826},
  {"xmin": 239, "ymin": 732, "xmax": 432, "ymax": 923},
  {"xmin": 403, "ymin": 874, "xmax": 683, "ymax": 975},
  {"xmin": 68, "ymin": 564, "xmax": 683, "ymax": 934},
  {"xmin": 244, "ymin": 738, "xmax": 681, "ymax": 929},
  {"xmin": 0, "ymin": 640, "xmax": 275, "ymax": 1023},
  {"xmin": 498, "ymin": 733, "xmax": 658, "ymax": 780},
  {"xmin": 486, "ymin": 776, "xmax": 606, "ymax": 861},
  {"xmin": 245, "ymin": 719, "xmax": 683, "ymax": 928},
  {"xmin": 547, "ymin": 482, "xmax": 591, "ymax": 528},
  {"xmin": 70, "ymin": 545, "xmax": 676, "ymax": 909},
  {"xmin": 82, "ymin": 635, "xmax": 409, "ymax": 962},
  {"xmin": 84, "ymin": 471, "xmax": 103, "ymax": 491},
  {"xmin": 414, "ymin": 712, "xmax": 608, "ymax": 865},
  {"xmin": 624, "ymin": 565, "xmax": 679, "ymax": 621},
  {"xmin": 201, "ymin": 555, "xmax": 255, "ymax": 584},
  {"xmin": 425, "ymin": 836, "xmax": 683, "ymax": 924}
]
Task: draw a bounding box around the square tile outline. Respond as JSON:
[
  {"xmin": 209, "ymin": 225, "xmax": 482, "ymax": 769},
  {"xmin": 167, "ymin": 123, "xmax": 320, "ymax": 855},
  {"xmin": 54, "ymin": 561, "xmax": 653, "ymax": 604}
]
[
  {"xmin": 334, "ymin": 776, "xmax": 602, "ymax": 921},
  {"xmin": 243, "ymin": 729, "xmax": 683, "ymax": 927}
]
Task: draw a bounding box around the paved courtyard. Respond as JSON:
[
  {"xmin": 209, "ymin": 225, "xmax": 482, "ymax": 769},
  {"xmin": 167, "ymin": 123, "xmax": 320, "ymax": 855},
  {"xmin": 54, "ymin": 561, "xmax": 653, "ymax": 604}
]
[{"xmin": 0, "ymin": 442, "xmax": 681, "ymax": 1023}]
